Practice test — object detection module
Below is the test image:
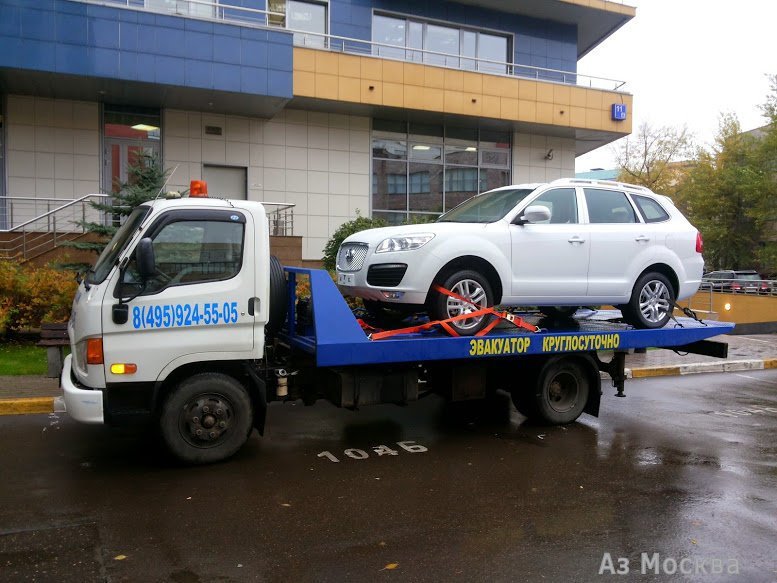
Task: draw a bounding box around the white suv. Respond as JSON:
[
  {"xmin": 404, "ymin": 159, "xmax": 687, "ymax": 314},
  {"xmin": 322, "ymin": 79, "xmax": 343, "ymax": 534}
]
[{"xmin": 336, "ymin": 179, "xmax": 704, "ymax": 335}]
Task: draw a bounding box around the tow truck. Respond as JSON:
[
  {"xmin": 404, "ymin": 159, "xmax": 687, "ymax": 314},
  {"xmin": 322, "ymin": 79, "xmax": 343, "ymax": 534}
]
[{"xmin": 61, "ymin": 183, "xmax": 734, "ymax": 464}]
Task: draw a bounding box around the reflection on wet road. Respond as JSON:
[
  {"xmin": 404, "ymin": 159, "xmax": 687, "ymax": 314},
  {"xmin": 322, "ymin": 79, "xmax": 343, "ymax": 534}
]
[{"xmin": 1, "ymin": 370, "xmax": 776, "ymax": 581}]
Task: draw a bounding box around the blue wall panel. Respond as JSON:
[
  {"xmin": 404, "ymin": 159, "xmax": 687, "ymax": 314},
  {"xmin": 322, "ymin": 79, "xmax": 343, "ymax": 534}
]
[
  {"xmin": 0, "ymin": 0, "xmax": 292, "ymax": 99},
  {"xmin": 329, "ymin": 0, "xmax": 578, "ymax": 74}
]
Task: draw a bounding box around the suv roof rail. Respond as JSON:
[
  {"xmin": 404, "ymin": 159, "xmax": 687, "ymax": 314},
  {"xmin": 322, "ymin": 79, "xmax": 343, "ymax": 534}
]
[{"xmin": 552, "ymin": 178, "xmax": 653, "ymax": 194}]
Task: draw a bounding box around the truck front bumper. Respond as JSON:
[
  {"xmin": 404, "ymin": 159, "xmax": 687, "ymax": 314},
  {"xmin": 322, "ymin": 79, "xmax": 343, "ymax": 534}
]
[{"xmin": 60, "ymin": 354, "xmax": 104, "ymax": 424}]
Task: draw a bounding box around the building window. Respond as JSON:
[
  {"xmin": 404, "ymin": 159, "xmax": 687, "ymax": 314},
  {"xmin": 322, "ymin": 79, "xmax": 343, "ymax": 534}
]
[
  {"xmin": 372, "ymin": 14, "xmax": 510, "ymax": 73},
  {"xmin": 269, "ymin": 0, "xmax": 327, "ymax": 46},
  {"xmin": 372, "ymin": 120, "xmax": 511, "ymax": 224},
  {"xmin": 146, "ymin": 0, "xmax": 216, "ymax": 19}
]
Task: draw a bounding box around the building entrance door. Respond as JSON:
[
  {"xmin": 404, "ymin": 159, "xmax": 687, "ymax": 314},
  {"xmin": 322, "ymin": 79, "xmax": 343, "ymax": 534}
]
[{"xmin": 102, "ymin": 139, "xmax": 160, "ymax": 194}]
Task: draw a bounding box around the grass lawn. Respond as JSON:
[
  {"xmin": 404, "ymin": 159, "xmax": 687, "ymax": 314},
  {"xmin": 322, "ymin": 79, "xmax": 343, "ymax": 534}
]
[{"xmin": 0, "ymin": 343, "xmax": 49, "ymax": 376}]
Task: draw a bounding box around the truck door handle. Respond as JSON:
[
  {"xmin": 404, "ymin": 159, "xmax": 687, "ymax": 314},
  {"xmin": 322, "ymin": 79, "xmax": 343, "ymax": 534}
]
[
  {"xmin": 635, "ymin": 236, "xmax": 650, "ymax": 242},
  {"xmin": 248, "ymin": 297, "xmax": 259, "ymax": 316},
  {"xmin": 568, "ymin": 236, "xmax": 585, "ymax": 244}
]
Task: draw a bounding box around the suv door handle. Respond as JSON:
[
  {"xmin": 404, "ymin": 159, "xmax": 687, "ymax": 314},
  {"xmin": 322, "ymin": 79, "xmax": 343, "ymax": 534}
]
[
  {"xmin": 568, "ymin": 236, "xmax": 585, "ymax": 244},
  {"xmin": 635, "ymin": 236, "xmax": 650, "ymax": 242}
]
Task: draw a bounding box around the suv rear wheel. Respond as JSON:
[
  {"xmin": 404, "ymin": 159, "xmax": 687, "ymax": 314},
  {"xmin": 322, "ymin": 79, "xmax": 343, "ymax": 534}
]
[{"xmin": 622, "ymin": 272, "xmax": 674, "ymax": 329}]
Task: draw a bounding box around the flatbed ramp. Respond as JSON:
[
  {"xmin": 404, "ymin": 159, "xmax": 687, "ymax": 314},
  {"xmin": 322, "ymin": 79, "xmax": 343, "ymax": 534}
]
[{"xmin": 281, "ymin": 268, "xmax": 735, "ymax": 368}]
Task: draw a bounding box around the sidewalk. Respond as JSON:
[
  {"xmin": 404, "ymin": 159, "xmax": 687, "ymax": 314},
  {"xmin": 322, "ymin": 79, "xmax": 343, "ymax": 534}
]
[{"xmin": 2, "ymin": 334, "xmax": 777, "ymax": 415}]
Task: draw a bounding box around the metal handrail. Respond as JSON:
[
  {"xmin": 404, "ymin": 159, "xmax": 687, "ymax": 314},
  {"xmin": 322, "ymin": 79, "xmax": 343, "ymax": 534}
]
[
  {"xmin": 73, "ymin": 0, "xmax": 628, "ymax": 92},
  {"xmin": 1, "ymin": 194, "xmax": 111, "ymax": 233},
  {"xmin": 0, "ymin": 194, "xmax": 296, "ymax": 260}
]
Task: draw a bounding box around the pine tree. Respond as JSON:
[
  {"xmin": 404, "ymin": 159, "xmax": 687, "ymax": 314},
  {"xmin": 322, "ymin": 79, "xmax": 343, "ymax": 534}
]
[{"xmin": 66, "ymin": 153, "xmax": 169, "ymax": 257}]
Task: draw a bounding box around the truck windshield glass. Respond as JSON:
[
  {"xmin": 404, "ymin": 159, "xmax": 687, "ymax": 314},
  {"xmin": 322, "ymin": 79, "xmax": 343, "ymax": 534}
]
[
  {"xmin": 88, "ymin": 206, "xmax": 150, "ymax": 285},
  {"xmin": 437, "ymin": 188, "xmax": 535, "ymax": 223}
]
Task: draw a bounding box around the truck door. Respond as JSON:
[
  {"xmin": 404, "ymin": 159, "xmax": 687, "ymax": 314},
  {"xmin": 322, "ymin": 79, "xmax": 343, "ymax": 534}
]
[{"xmin": 101, "ymin": 209, "xmax": 256, "ymax": 385}]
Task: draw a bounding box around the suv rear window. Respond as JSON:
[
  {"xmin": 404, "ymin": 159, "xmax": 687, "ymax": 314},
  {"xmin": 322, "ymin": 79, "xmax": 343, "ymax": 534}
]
[
  {"xmin": 633, "ymin": 194, "xmax": 670, "ymax": 223},
  {"xmin": 583, "ymin": 188, "xmax": 637, "ymax": 224}
]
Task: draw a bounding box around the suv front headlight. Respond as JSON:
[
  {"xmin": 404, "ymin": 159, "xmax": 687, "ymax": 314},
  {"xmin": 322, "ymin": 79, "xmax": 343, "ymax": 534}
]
[{"xmin": 375, "ymin": 233, "xmax": 435, "ymax": 253}]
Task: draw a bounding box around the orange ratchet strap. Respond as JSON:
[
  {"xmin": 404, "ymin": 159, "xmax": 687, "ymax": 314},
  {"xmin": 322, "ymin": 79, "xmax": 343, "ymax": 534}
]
[{"xmin": 365, "ymin": 284, "xmax": 540, "ymax": 340}]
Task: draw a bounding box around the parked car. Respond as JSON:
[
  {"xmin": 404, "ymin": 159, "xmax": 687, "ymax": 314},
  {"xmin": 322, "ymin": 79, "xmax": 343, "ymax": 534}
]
[
  {"xmin": 336, "ymin": 179, "xmax": 704, "ymax": 335},
  {"xmin": 701, "ymin": 270, "xmax": 770, "ymax": 294}
]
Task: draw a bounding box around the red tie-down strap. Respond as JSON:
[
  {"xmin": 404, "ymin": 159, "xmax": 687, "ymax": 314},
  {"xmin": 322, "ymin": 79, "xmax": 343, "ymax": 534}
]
[{"xmin": 364, "ymin": 284, "xmax": 540, "ymax": 340}]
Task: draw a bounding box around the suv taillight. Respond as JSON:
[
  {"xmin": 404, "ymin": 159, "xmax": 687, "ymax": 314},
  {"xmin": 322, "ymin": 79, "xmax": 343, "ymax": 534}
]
[{"xmin": 695, "ymin": 231, "xmax": 704, "ymax": 253}]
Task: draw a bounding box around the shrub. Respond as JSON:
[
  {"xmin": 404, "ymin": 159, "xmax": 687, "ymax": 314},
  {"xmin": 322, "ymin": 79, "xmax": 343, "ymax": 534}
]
[
  {"xmin": 0, "ymin": 261, "xmax": 77, "ymax": 334},
  {"xmin": 322, "ymin": 213, "xmax": 387, "ymax": 271}
]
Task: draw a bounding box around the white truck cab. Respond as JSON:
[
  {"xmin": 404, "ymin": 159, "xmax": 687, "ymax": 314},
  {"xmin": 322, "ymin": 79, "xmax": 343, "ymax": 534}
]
[{"xmin": 62, "ymin": 191, "xmax": 275, "ymax": 460}]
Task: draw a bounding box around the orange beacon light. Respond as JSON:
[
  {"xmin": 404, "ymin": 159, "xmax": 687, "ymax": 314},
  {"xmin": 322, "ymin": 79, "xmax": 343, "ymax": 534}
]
[{"xmin": 190, "ymin": 180, "xmax": 208, "ymax": 197}]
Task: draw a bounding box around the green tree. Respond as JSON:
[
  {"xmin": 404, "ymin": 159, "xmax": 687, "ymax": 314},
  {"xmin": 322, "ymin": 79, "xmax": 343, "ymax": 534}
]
[
  {"xmin": 678, "ymin": 113, "xmax": 772, "ymax": 271},
  {"xmin": 322, "ymin": 212, "xmax": 387, "ymax": 271},
  {"xmin": 615, "ymin": 122, "xmax": 695, "ymax": 195},
  {"xmin": 66, "ymin": 153, "xmax": 169, "ymax": 257}
]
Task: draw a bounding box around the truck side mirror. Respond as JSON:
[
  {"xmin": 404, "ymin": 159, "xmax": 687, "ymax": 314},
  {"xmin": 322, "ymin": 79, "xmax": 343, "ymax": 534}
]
[{"xmin": 136, "ymin": 238, "xmax": 156, "ymax": 280}]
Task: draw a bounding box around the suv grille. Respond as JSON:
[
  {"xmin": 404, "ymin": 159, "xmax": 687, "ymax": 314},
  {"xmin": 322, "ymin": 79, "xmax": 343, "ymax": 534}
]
[
  {"xmin": 337, "ymin": 243, "xmax": 368, "ymax": 272},
  {"xmin": 366, "ymin": 264, "xmax": 407, "ymax": 287}
]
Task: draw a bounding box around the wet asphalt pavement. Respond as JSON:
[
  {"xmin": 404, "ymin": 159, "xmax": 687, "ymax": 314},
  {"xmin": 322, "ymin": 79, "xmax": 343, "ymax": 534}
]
[{"xmin": 1, "ymin": 371, "xmax": 777, "ymax": 582}]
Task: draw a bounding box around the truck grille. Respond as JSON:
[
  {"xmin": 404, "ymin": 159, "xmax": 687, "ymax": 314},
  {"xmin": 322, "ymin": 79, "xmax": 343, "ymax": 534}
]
[
  {"xmin": 367, "ymin": 264, "xmax": 407, "ymax": 287},
  {"xmin": 337, "ymin": 243, "xmax": 368, "ymax": 272}
]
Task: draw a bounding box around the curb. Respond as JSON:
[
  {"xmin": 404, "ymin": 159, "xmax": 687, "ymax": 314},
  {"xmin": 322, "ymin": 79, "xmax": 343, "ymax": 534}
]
[
  {"xmin": 2, "ymin": 359, "xmax": 777, "ymax": 416},
  {"xmin": 0, "ymin": 397, "xmax": 56, "ymax": 416},
  {"xmin": 628, "ymin": 358, "xmax": 776, "ymax": 378}
]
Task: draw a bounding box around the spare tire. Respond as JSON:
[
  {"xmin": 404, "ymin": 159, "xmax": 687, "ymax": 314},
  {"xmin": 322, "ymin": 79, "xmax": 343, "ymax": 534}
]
[{"xmin": 266, "ymin": 255, "xmax": 288, "ymax": 337}]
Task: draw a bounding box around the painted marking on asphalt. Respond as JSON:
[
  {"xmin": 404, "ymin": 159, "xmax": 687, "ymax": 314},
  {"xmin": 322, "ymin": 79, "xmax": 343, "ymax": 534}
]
[
  {"xmin": 712, "ymin": 405, "xmax": 777, "ymax": 418},
  {"xmin": 741, "ymin": 336, "xmax": 775, "ymax": 344},
  {"xmin": 317, "ymin": 441, "xmax": 428, "ymax": 463}
]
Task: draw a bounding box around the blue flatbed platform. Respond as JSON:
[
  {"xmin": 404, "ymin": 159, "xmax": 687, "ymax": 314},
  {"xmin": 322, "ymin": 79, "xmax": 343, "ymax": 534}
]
[{"xmin": 281, "ymin": 268, "xmax": 735, "ymax": 368}]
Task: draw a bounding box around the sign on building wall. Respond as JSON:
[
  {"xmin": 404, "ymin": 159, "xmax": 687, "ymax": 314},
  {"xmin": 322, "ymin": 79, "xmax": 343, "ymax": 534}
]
[{"xmin": 611, "ymin": 104, "xmax": 628, "ymax": 121}]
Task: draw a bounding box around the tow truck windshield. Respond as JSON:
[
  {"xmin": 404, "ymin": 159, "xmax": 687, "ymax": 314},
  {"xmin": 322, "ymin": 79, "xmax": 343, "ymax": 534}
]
[{"xmin": 87, "ymin": 206, "xmax": 150, "ymax": 285}]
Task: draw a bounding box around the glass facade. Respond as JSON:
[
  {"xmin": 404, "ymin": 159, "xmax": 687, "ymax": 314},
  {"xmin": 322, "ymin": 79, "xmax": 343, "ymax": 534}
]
[
  {"xmin": 372, "ymin": 13, "xmax": 510, "ymax": 74},
  {"xmin": 372, "ymin": 121, "xmax": 511, "ymax": 224}
]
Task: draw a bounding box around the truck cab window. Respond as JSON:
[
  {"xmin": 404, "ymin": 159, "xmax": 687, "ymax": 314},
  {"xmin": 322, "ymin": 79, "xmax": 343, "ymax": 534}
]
[{"xmin": 121, "ymin": 219, "xmax": 244, "ymax": 295}]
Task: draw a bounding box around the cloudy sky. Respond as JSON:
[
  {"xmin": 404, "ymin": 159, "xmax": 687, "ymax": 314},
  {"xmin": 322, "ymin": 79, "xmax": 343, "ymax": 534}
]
[{"xmin": 575, "ymin": 0, "xmax": 777, "ymax": 172}]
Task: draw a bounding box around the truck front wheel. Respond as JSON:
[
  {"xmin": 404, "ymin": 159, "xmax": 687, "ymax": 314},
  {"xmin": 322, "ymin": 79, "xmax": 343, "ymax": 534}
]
[{"xmin": 160, "ymin": 373, "xmax": 254, "ymax": 464}]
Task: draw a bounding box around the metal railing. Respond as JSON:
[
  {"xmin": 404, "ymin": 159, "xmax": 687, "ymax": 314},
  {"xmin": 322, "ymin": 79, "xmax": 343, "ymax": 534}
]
[
  {"xmin": 0, "ymin": 195, "xmax": 111, "ymax": 261},
  {"xmin": 0, "ymin": 195, "xmax": 296, "ymax": 261},
  {"xmin": 263, "ymin": 203, "xmax": 295, "ymax": 237},
  {"xmin": 75, "ymin": 0, "xmax": 628, "ymax": 92}
]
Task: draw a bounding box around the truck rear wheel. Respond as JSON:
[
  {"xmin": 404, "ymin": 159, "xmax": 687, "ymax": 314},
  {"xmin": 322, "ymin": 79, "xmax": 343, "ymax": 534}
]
[
  {"xmin": 160, "ymin": 373, "xmax": 253, "ymax": 464},
  {"xmin": 512, "ymin": 357, "xmax": 589, "ymax": 424}
]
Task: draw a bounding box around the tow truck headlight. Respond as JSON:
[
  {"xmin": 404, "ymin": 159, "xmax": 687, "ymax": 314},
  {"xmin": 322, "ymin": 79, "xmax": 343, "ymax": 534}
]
[{"xmin": 375, "ymin": 233, "xmax": 434, "ymax": 253}]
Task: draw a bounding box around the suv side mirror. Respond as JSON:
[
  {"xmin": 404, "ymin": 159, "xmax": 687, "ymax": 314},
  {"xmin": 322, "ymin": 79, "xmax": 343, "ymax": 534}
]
[
  {"xmin": 136, "ymin": 237, "xmax": 156, "ymax": 280},
  {"xmin": 516, "ymin": 205, "xmax": 552, "ymax": 225}
]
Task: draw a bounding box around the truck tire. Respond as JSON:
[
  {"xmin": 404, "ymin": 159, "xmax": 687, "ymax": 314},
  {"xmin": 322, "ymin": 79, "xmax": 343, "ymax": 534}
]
[
  {"xmin": 266, "ymin": 255, "xmax": 288, "ymax": 336},
  {"xmin": 160, "ymin": 373, "xmax": 253, "ymax": 464},
  {"xmin": 430, "ymin": 269, "xmax": 494, "ymax": 336},
  {"xmin": 514, "ymin": 357, "xmax": 589, "ymax": 424}
]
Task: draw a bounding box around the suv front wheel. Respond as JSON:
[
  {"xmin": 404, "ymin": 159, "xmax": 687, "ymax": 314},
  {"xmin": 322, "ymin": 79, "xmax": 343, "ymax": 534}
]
[
  {"xmin": 622, "ymin": 272, "xmax": 674, "ymax": 329},
  {"xmin": 430, "ymin": 269, "xmax": 494, "ymax": 336}
]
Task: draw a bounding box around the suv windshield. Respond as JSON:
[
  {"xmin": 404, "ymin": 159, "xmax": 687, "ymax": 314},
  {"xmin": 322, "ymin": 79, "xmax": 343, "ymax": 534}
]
[
  {"xmin": 437, "ymin": 188, "xmax": 536, "ymax": 223},
  {"xmin": 87, "ymin": 206, "xmax": 151, "ymax": 285},
  {"xmin": 737, "ymin": 273, "xmax": 761, "ymax": 281}
]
